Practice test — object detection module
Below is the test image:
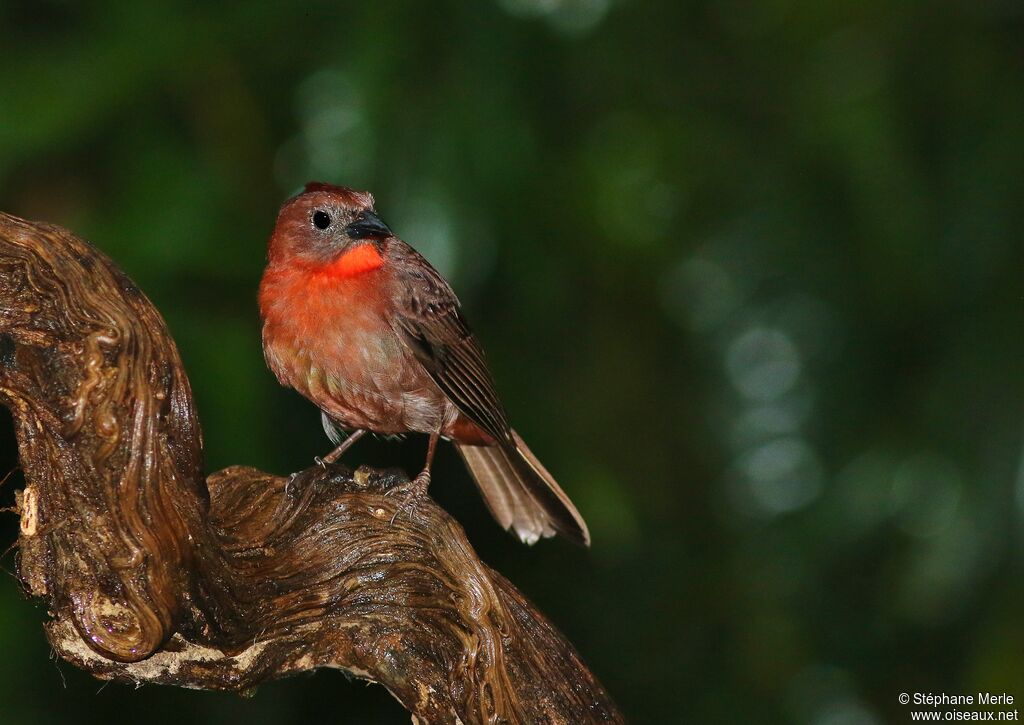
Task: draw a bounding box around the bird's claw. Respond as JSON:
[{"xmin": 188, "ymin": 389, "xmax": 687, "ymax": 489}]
[
  {"xmin": 283, "ymin": 472, "xmax": 299, "ymax": 497},
  {"xmin": 314, "ymin": 456, "xmax": 326, "ymax": 469},
  {"xmin": 388, "ymin": 470, "xmax": 431, "ymax": 525}
]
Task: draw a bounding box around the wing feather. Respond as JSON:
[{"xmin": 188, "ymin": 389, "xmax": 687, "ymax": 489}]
[{"xmin": 389, "ymin": 246, "xmax": 511, "ymax": 442}]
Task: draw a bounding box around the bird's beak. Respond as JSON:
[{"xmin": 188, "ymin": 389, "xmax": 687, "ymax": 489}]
[{"xmin": 346, "ymin": 210, "xmax": 393, "ymax": 239}]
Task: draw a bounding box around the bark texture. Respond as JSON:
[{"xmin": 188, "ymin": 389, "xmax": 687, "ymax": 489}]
[{"xmin": 0, "ymin": 212, "xmax": 621, "ymax": 724}]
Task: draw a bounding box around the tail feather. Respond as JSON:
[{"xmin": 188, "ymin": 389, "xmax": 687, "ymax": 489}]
[{"xmin": 456, "ymin": 431, "xmax": 590, "ymax": 546}]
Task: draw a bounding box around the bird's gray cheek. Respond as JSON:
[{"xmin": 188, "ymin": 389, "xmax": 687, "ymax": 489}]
[
  {"xmin": 328, "ymin": 232, "xmax": 353, "ymax": 254},
  {"xmin": 309, "ymin": 235, "xmax": 348, "ymax": 263}
]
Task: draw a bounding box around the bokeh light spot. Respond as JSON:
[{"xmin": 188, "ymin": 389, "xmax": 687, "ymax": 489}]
[{"xmin": 726, "ymin": 326, "xmax": 802, "ymax": 401}]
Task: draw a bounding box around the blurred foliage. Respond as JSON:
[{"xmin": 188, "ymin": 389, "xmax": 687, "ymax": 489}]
[{"xmin": 1, "ymin": 0, "xmax": 1023, "ymax": 723}]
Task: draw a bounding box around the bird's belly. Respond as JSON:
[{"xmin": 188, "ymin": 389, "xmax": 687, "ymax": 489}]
[{"xmin": 267, "ymin": 316, "xmax": 450, "ymax": 434}]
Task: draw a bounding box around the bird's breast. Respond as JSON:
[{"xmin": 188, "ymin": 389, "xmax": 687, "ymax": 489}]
[{"xmin": 259, "ymin": 264, "xmax": 450, "ymax": 433}]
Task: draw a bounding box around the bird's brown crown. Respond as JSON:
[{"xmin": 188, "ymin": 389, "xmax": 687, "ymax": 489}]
[{"xmin": 294, "ymin": 182, "xmax": 375, "ymax": 210}]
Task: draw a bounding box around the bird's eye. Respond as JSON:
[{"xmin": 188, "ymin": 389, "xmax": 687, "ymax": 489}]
[{"xmin": 312, "ymin": 210, "xmax": 332, "ymax": 230}]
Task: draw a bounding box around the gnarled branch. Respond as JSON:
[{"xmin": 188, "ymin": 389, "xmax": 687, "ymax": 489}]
[{"xmin": 0, "ymin": 212, "xmax": 621, "ymax": 724}]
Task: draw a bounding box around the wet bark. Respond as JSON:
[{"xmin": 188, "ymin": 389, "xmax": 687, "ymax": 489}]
[{"xmin": 0, "ymin": 212, "xmax": 621, "ymax": 724}]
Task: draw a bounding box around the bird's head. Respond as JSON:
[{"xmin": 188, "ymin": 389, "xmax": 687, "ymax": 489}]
[{"xmin": 267, "ymin": 182, "xmax": 393, "ymax": 276}]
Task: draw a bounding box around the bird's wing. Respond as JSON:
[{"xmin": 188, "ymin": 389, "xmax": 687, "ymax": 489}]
[{"xmin": 390, "ymin": 249, "xmax": 511, "ymax": 443}]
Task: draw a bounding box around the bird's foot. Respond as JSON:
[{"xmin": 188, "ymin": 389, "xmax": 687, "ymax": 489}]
[{"xmin": 387, "ymin": 470, "xmax": 431, "ymax": 525}]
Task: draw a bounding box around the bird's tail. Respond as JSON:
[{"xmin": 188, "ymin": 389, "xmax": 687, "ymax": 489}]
[{"xmin": 455, "ymin": 430, "xmax": 590, "ymax": 546}]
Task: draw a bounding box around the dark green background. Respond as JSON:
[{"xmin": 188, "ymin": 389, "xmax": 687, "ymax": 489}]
[{"xmin": 1, "ymin": 1, "xmax": 1022, "ymax": 723}]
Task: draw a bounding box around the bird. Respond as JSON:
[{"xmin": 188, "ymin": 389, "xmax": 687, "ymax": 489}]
[{"xmin": 258, "ymin": 182, "xmax": 590, "ymax": 546}]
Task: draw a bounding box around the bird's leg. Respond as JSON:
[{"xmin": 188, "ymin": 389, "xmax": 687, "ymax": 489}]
[
  {"xmin": 317, "ymin": 428, "xmax": 368, "ymax": 467},
  {"xmin": 389, "ymin": 431, "xmax": 439, "ymax": 524},
  {"xmin": 415, "ymin": 431, "xmax": 439, "ymax": 488}
]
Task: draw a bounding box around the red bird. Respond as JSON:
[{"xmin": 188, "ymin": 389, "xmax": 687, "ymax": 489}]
[{"xmin": 258, "ymin": 182, "xmax": 589, "ymax": 546}]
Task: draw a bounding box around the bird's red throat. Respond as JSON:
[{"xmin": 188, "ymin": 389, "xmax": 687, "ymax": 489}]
[{"xmin": 318, "ymin": 244, "xmax": 385, "ymax": 279}]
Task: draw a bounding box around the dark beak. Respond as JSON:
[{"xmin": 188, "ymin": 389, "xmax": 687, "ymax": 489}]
[{"xmin": 346, "ymin": 210, "xmax": 392, "ymax": 239}]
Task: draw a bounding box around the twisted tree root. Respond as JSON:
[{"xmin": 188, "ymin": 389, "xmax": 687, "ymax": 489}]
[{"xmin": 0, "ymin": 212, "xmax": 621, "ymax": 724}]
